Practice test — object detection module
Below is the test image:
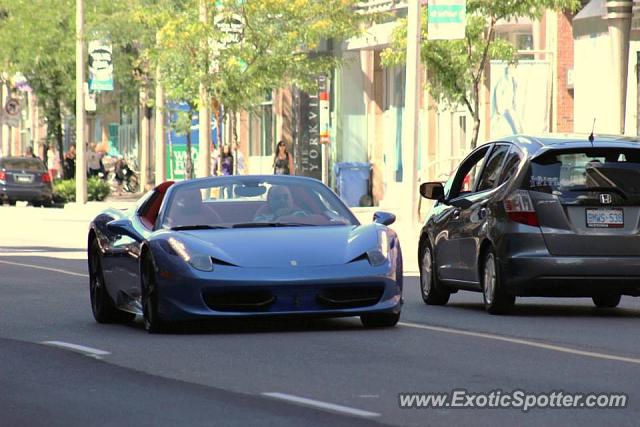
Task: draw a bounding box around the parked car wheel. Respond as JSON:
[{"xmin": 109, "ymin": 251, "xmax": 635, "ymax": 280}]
[
  {"xmin": 360, "ymin": 312, "xmax": 400, "ymax": 328},
  {"xmin": 592, "ymin": 294, "xmax": 621, "ymax": 308},
  {"xmin": 481, "ymin": 249, "xmax": 515, "ymax": 315},
  {"xmin": 419, "ymin": 244, "xmax": 450, "ymax": 305},
  {"xmin": 89, "ymin": 240, "xmax": 135, "ymax": 323}
]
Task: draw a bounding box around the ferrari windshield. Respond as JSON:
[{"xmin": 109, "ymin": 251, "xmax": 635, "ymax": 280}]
[{"xmin": 162, "ymin": 177, "xmax": 359, "ymax": 229}]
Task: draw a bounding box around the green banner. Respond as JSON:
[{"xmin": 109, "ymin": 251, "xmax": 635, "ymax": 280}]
[{"xmin": 166, "ymin": 145, "xmax": 199, "ymax": 180}]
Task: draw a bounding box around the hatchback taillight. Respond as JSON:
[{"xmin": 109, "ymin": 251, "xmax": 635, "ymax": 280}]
[
  {"xmin": 42, "ymin": 173, "xmax": 52, "ymax": 183},
  {"xmin": 504, "ymin": 190, "xmax": 539, "ymax": 226},
  {"xmin": 0, "ymin": 170, "xmax": 5, "ymax": 182}
]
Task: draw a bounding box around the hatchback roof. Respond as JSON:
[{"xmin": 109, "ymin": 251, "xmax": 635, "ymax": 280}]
[{"xmin": 499, "ymin": 133, "xmax": 640, "ymax": 156}]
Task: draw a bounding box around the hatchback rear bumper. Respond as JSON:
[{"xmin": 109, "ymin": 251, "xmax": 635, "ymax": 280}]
[
  {"xmin": 0, "ymin": 184, "xmax": 52, "ymax": 202},
  {"xmin": 501, "ymin": 256, "xmax": 640, "ymax": 297}
]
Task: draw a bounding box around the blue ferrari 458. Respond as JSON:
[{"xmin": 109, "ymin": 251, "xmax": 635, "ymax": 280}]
[{"xmin": 87, "ymin": 175, "xmax": 403, "ymax": 332}]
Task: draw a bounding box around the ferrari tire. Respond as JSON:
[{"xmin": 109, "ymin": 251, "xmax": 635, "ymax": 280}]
[
  {"xmin": 419, "ymin": 244, "xmax": 450, "ymax": 306},
  {"xmin": 481, "ymin": 249, "xmax": 515, "ymax": 315},
  {"xmin": 592, "ymin": 294, "xmax": 621, "ymax": 308},
  {"xmin": 360, "ymin": 312, "xmax": 401, "ymax": 328},
  {"xmin": 89, "ymin": 240, "xmax": 135, "ymax": 323},
  {"xmin": 142, "ymin": 255, "xmax": 167, "ymax": 333}
]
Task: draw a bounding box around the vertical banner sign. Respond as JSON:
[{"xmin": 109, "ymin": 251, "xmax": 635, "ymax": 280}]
[
  {"xmin": 319, "ymin": 85, "xmax": 330, "ymax": 144},
  {"xmin": 427, "ymin": 0, "xmax": 466, "ymax": 40},
  {"xmin": 295, "ymin": 81, "xmax": 323, "ymax": 180},
  {"xmin": 88, "ymin": 41, "xmax": 114, "ymax": 91}
]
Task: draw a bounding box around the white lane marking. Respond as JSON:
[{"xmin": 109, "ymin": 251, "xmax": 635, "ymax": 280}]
[
  {"xmin": 0, "ymin": 259, "xmax": 88, "ymax": 278},
  {"xmin": 262, "ymin": 392, "xmax": 381, "ymax": 418},
  {"xmin": 399, "ymin": 321, "xmax": 640, "ymax": 365},
  {"xmin": 0, "ymin": 251, "xmax": 86, "ymax": 260},
  {"xmin": 358, "ymin": 395, "xmax": 380, "ymax": 399},
  {"xmin": 41, "ymin": 341, "xmax": 111, "ymax": 359}
]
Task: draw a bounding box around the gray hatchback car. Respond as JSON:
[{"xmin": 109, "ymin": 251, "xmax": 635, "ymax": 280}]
[
  {"xmin": 419, "ymin": 134, "xmax": 640, "ymax": 314},
  {"xmin": 0, "ymin": 156, "xmax": 53, "ymax": 207}
]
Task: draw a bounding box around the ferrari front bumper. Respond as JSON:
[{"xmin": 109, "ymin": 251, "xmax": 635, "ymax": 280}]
[{"xmin": 154, "ymin": 260, "xmax": 402, "ymax": 321}]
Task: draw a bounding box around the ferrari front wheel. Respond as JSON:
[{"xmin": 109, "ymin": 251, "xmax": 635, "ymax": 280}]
[
  {"xmin": 89, "ymin": 240, "xmax": 134, "ymax": 324},
  {"xmin": 141, "ymin": 256, "xmax": 166, "ymax": 333},
  {"xmin": 360, "ymin": 312, "xmax": 400, "ymax": 328}
]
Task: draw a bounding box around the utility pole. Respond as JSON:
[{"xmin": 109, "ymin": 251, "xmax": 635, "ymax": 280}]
[
  {"xmin": 140, "ymin": 89, "xmax": 150, "ymax": 190},
  {"xmin": 402, "ymin": 0, "xmax": 421, "ymax": 225},
  {"xmin": 155, "ymin": 37, "xmax": 166, "ymax": 186},
  {"xmin": 197, "ymin": 0, "xmax": 211, "ymax": 178},
  {"xmin": 75, "ymin": 0, "xmax": 87, "ymax": 203}
]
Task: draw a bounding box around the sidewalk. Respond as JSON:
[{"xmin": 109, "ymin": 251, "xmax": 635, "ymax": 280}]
[{"xmin": 2, "ymin": 196, "xmax": 423, "ymax": 274}]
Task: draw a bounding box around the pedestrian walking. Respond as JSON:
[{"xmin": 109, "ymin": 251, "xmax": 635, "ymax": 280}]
[
  {"xmin": 47, "ymin": 144, "xmax": 61, "ymax": 180},
  {"xmin": 273, "ymin": 141, "xmax": 293, "ymax": 175},
  {"xmin": 215, "ymin": 144, "xmax": 234, "ymax": 176},
  {"xmin": 87, "ymin": 142, "xmax": 105, "ymax": 177}
]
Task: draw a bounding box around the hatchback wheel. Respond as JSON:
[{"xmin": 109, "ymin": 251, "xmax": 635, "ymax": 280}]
[
  {"xmin": 592, "ymin": 294, "xmax": 621, "ymax": 308},
  {"xmin": 420, "ymin": 245, "xmax": 450, "ymax": 305},
  {"xmin": 481, "ymin": 249, "xmax": 515, "ymax": 315}
]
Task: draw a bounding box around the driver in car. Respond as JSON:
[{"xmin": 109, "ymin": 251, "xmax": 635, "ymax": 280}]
[{"xmin": 254, "ymin": 185, "xmax": 307, "ymax": 221}]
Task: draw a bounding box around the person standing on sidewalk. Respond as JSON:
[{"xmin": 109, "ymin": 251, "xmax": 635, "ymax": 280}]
[
  {"xmin": 63, "ymin": 144, "xmax": 76, "ymax": 179},
  {"xmin": 273, "ymin": 141, "xmax": 293, "ymax": 175}
]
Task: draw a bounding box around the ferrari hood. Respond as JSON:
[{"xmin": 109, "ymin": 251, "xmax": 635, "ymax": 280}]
[{"xmin": 173, "ymin": 224, "xmax": 382, "ymax": 268}]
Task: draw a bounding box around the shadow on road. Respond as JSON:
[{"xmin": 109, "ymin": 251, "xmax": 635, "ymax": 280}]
[
  {"xmin": 445, "ymin": 301, "xmax": 640, "ymax": 318},
  {"xmin": 119, "ymin": 316, "xmax": 377, "ymax": 336}
]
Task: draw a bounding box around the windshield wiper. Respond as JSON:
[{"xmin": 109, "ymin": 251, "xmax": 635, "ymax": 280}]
[
  {"xmin": 170, "ymin": 225, "xmax": 229, "ymax": 231},
  {"xmin": 231, "ymin": 222, "xmax": 312, "ymax": 228},
  {"xmin": 565, "ymin": 186, "xmax": 629, "ymax": 199}
]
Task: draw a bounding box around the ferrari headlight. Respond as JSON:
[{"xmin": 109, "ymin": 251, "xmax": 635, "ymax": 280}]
[
  {"xmin": 168, "ymin": 237, "xmax": 213, "ymax": 272},
  {"xmin": 367, "ymin": 231, "xmax": 389, "ymax": 267}
]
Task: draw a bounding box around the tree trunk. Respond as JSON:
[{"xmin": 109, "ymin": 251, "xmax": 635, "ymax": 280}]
[
  {"xmin": 185, "ymin": 108, "xmax": 194, "ymax": 180},
  {"xmin": 470, "ymin": 81, "xmax": 481, "ymax": 149},
  {"xmin": 54, "ymin": 100, "xmax": 65, "ymax": 179}
]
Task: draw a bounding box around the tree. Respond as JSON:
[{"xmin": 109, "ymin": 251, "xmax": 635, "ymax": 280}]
[
  {"xmin": 0, "ymin": 0, "xmax": 75, "ymax": 173},
  {"xmin": 0, "ymin": 0, "xmax": 156, "ymax": 177},
  {"xmin": 382, "ymin": 0, "xmax": 579, "ymax": 148},
  {"xmin": 154, "ymin": 0, "xmax": 364, "ymax": 159}
]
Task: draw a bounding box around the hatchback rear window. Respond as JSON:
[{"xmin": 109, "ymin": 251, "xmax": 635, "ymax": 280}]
[
  {"xmin": 0, "ymin": 158, "xmax": 46, "ymax": 171},
  {"xmin": 529, "ymin": 148, "xmax": 640, "ymax": 194}
]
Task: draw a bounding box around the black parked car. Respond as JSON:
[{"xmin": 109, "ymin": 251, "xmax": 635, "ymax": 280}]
[
  {"xmin": 0, "ymin": 156, "xmax": 53, "ymax": 207},
  {"xmin": 419, "ymin": 134, "xmax": 640, "ymax": 314}
]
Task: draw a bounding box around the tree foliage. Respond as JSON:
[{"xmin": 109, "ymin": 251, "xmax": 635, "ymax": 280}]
[{"xmin": 382, "ymin": 0, "xmax": 579, "ymax": 148}]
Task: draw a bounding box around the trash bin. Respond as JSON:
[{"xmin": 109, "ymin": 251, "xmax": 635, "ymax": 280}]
[{"xmin": 333, "ymin": 162, "xmax": 372, "ymax": 207}]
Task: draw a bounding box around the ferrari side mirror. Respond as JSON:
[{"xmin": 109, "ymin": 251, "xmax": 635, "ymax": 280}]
[{"xmin": 373, "ymin": 211, "xmax": 396, "ymax": 226}]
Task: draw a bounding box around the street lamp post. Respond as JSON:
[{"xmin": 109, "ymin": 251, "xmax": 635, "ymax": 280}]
[
  {"xmin": 75, "ymin": 0, "xmax": 87, "ymax": 203},
  {"xmin": 402, "ymin": 0, "xmax": 421, "ymax": 226}
]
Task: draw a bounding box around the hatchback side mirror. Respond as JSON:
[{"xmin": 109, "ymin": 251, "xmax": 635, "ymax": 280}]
[{"xmin": 420, "ymin": 182, "xmax": 445, "ymax": 201}]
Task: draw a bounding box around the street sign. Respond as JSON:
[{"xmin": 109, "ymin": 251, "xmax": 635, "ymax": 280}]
[
  {"xmin": 2, "ymin": 98, "xmax": 21, "ymax": 127},
  {"xmin": 427, "ymin": 0, "xmax": 466, "ymax": 40},
  {"xmin": 88, "ymin": 40, "xmax": 114, "ymax": 91}
]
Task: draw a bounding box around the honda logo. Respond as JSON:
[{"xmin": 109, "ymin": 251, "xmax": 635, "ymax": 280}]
[{"xmin": 599, "ymin": 194, "xmax": 612, "ymax": 204}]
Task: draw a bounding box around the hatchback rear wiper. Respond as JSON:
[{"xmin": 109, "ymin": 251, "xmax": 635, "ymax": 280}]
[
  {"xmin": 171, "ymin": 225, "xmax": 229, "ymax": 231},
  {"xmin": 565, "ymin": 186, "xmax": 628, "ymax": 199},
  {"xmin": 232, "ymin": 222, "xmax": 312, "ymax": 228}
]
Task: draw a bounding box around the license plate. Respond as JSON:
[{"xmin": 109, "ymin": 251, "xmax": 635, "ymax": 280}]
[
  {"xmin": 586, "ymin": 208, "xmax": 624, "ymax": 228},
  {"xmin": 15, "ymin": 174, "xmax": 34, "ymax": 183}
]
